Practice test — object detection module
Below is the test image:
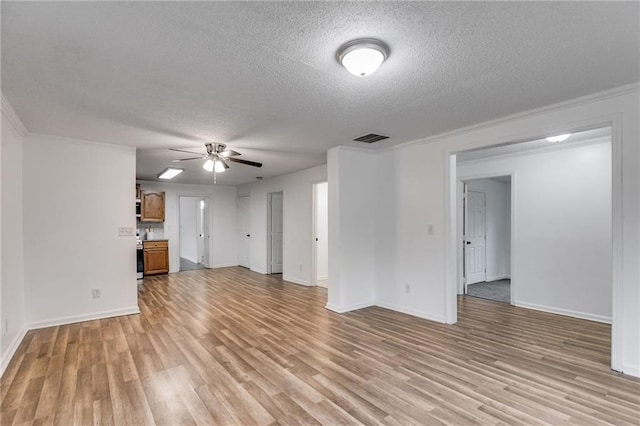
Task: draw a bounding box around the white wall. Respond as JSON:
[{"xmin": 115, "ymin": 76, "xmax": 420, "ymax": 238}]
[
  {"xmin": 137, "ymin": 181, "xmax": 237, "ymax": 271},
  {"xmin": 1, "ymin": 107, "xmax": 27, "ymax": 375},
  {"xmin": 237, "ymin": 164, "xmax": 327, "ymax": 285},
  {"xmin": 23, "ymin": 134, "xmax": 138, "ymax": 327},
  {"xmin": 315, "ymin": 182, "xmax": 328, "ymax": 282},
  {"xmin": 179, "ymin": 197, "xmax": 199, "ymax": 263},
  {"xmin": 464, "ymin": 178, "xmax": 511, "ymax": 282},
  {"xmin": 327, "ymin": 148, "xmax": 376, "ymax": 312},
  {"xmin": 372, "ymin": 144, "xmax": 448, "ymax": 321},
  {"xmin": 460, "ymin": 141, "xmax": 611, "ymax": 321}
]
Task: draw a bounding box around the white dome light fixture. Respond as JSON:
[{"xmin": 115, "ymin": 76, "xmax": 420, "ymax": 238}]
[{"xmin": 337, "ymin": 38, "xmax": 390, "ymax": 77}]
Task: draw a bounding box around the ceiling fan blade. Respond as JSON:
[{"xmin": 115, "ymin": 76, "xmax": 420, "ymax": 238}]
[
  {"xmin": 171, "ymin": 157, "xmax": 203, "ymax": 162},
  {"xmin": 169, "ymin": 148, "xmax": 204, "ymax": 156},
  {"xmin": 228, "ymin": 157, "xmax": 263, "ymax": 168},
  {"xmin": 221, "ymin": 159, "xmax": 230, "ymax": 169},
  {"xmin": 220, "ymin": 150, "xmax": 241, "ymax": 158}
]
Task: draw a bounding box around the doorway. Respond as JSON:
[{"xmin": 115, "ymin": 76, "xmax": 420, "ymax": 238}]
[
  {"xmin": 268, "ymin": 191, "xmax": 283, "ymax": 274},
  {"xmin": 179, "ymin": 196, "xmax": 210, "ymax": 271},
  {"xmin": 313, "ymin": 182, "xmax": 329, "ymax": 288},
  {"xmin": 462, "ymin": 177, "xmax": 512, "ymax": 304},
  {"xmin": 237, "ymin": 195, "xmax": 251, "ymax": 268}
]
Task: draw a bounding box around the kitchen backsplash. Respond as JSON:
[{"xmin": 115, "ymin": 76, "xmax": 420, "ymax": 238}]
[{"xmin": 137, "ymin": 222, "xmax": 164, "ymax": 240}]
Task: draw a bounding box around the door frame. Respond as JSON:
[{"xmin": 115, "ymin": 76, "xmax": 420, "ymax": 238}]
[
  {"xmin": 459, "ymin": 173, "xmax": 515, "ymax": 305},
  {"xmin": 267, "ymin": 190, "xmax": 284, "ymax": 274},
  {"xmin": 311, "ymin": 181, "xmax": 328, "ymax": 287},
  {"xmin": 177, "ymin": 194, "xmax": 212, "ymax": 269},
  {"xmin": 445, "ymin": 116, "xmax": 622, "ymax": 372}
]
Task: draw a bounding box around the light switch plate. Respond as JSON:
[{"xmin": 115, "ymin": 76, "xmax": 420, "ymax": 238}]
[
  {"xmin": 427, "ymin": 224, "xmax": 434, "ymax": 234},
  {"xmin": 119, "ymin": 227, "xmax": 134, "ymax": 236}
]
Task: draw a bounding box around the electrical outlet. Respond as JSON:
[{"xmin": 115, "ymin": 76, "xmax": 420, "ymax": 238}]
[
  {"xmin": 405, "ymin": 284, "xmax": 411, "ymax": 294},
  {"xmin": 427, "ymin": 224, "xmax": 434, "ymax": 235},
  {"xmin": 92, "ymin": 288, "xmax": 101, "ymax": 299},
  {"xmin": 119, "ymin": 227, "xmax": 134, "ymax": 236}
]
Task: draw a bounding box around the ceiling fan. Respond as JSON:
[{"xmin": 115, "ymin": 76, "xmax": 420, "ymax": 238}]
[{"xmin": 170, "ymin": 143, "xmax": 262, "ymax": 181}]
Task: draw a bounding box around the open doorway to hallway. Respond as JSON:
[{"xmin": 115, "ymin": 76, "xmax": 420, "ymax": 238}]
[
  {"xmin": 454, "ymin": 127, "xmax": 612, "ymax": 325},
  {"xmin": 462, "ymin": 176, "xmax": 512, "ymax": 304},
  {"xmin": 179, "ymin": 196, "xmax": 211, "ymax": 271},
  {"xmin": 313, "ymin": 182, "xmax": 328, "ymax": 288}
]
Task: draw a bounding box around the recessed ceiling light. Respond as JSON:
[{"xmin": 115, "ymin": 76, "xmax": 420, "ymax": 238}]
[
  {"xmin": 546, "ymin": 133, "xmax": 571, "ymax": 142},
  {"xmin": 158, "ymin": 167, "xmax": 183, "ymax": 179},
  {"xmin": 337, "ymin": 38, "xmax": 390, "ymax": 77}
]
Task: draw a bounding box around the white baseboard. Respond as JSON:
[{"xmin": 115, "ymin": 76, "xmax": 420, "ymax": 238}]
[
  {"xmin": 318, "ymin": 275, "xmax": 328, "ymax": 281},
  {"xmin": 515, "ymin": 301, "xmax": 611, "ymax": 324},
  {"xmin": 486, "ymin": 274, "xmax": 511, "ymax": 282},
  {"xmin": 283, "ymin": 275, "xmax": 311, "ymax": 286},
  {"xmin": 325, "ymin": 300, "xmax": 374, "ymax": 314},
  {"xmin": 375, "ymin": 301, "xmax": 446, "ymax": 324},
  {"xmin": 210, "ymin": 262, "xmax": 238, "ymax": 269},
  {"xmin": 1, "ymin": 325, "xmax": 29, "ymax": 379},
  {"xmin": 28, "ymin": 306, "xmax": 141, "ymax": 330},
  {"xmin": 316, "ymin": 278, "xmax": 328, "ymax": 288},
  {"xmin": 622, "ymin": 363, "xmax": 640, "ymax": 378},
  {"xmin": 251, "ymin": 267, "xmax": 267, "ymax": 275}
]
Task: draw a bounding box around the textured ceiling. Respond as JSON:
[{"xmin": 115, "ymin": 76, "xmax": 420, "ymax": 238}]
[{"xmin": 2, "ymin": 2, "xmax": 638, "ymax": 185}]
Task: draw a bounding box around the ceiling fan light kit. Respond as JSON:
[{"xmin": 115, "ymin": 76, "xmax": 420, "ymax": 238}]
[
  {"xmin": 337, "ymin": 38, "xmax": 390, "ymax": 77},
  {"xmin": 169, "ymin": 142, "xmax": 262, "ymax": 184}
]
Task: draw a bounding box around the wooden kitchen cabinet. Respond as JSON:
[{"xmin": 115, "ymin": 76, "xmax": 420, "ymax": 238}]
[
  {"xmin": 140, "ymin": 191, "xmax": 165, "ymax": 222},
  {"xmin": 143, "ymin": 240, "xmax": 169, "ymax": 275}
]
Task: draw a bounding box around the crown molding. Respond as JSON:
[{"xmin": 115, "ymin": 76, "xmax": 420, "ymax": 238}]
[
  {"xmin": 378, "ymin": 82, "xmax": 640, "ymax": 153},
  {"xmin": 1, "ymin": 94, "xmax": 28, "ymax": 136}
]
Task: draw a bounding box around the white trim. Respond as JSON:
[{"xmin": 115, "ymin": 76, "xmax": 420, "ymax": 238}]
[
  {"xmin": 515, "ymin": 301, "xmax": 611, "ymax": 324},
  {"xmin": 379, "ymin": 83, "xmax": 639, "ymax": 153},
  {"xmin": 282, "ymin": 275, "xmax": 311, "ymax": 287},
  {"xmin": 458, "ymin": 136, "xmax": 610, "ymax": 166},
  {"xmin": 28, "ymin": 306, "xmax": 140, "ymax": 330},
  {"xmin": 209, "ymin": 262, "xmax": 238, "ymax": 269},
  {"xmin": 1, "ymin": 94, "xmax": 28, "ymax": 135},
  {"xmin": 251, "ymin": 267, "xmax": 267, "ymax": 275},
  {"xmin": 486, "ymin": 274, "xmax": 511, "ymax": 282},
  {"xmin": 26, "ymin": 132, "xmax": 136, "ymax": 152},
  {"xmin": 375, "ymin": 302, "xmax": 446, "ymax": 324},
  {"xmin": 622, "ymin": 364, "xmax": 640, "ymax": 377},
  {"xmin": 317, "ymin": 275, "xmax": 328, "ymax": 281},
  {"xmin": 325, "ymin": 301, "xmax": 374, "ymax": 314},
  {"xmin": 0, "ymin": 326, "xmax": 29, "ymax": 379}
]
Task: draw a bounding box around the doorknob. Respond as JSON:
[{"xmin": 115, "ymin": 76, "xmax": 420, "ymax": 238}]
[
  {"xmin": 246, "ymin": 234, "xmax": 250, "ymax": 237},
  {"xmin": 466, "ymin": 241, "xmax": 471, "ymax": 245}
]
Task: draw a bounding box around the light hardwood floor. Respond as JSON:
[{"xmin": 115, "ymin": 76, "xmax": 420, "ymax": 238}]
[{"xmin": 1, "ymin": 267, "xmax": 639, "ymax": 425}]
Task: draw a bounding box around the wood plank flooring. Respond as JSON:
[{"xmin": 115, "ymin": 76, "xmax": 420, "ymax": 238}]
[{"xmin": 2, "ymin": 267, "xmax": 639, "ymax": 425}]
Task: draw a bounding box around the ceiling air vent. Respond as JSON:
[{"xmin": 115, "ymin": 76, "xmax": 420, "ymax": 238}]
[{"xmin": 353, "ymin": 133, "xmax": 389, "ymax": 143}]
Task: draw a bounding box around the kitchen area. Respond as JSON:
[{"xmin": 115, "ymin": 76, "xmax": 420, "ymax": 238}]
[{"xmin": 136, "ymin": 184, "xmax": 169, "ymax": 279}]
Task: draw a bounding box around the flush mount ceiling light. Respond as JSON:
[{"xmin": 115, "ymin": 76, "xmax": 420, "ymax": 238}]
[
  {"xmin": 336, "ymin": 38, "xmax": 390, "ymax": 77},
  {"xmin": 546, "ymin": 133, "xmax": 571, "ymax": 142},
  {"xmin": 157, "ymin": 167, "xmax": 183, "ymax": 179}
]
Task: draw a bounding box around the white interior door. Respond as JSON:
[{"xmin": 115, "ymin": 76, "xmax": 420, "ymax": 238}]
[
  {"xmin": 465, "ymin": 190, "xmax": 487, "ymax": 287},
  {"xmin": 237, "ymin": 196, "xmax": 250, "ymax": 268},
  {"xmin": 270, "ymin": 192, "xmax": 283, "ymax": 274}
]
